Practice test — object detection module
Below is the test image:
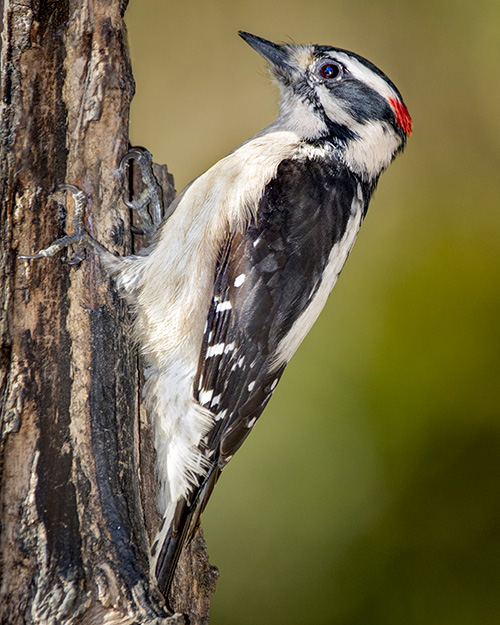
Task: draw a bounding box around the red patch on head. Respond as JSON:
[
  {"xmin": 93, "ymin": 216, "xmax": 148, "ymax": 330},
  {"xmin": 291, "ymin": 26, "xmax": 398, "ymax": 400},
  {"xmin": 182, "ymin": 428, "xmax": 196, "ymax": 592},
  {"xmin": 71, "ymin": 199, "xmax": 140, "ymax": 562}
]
[{"xmin": 389, "ymin": 97, "xmax": 412, "ymax": 136}]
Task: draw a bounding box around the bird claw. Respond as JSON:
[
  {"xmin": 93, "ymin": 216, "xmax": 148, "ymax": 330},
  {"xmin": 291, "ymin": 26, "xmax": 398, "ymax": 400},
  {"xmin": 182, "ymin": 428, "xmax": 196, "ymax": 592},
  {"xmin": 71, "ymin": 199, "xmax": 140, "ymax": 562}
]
[
  {"xmin": 120, "ymin": 146, "xmax": 164, "ymax": 242},
  {"xmin": 65, "ymin": 247, "xmax": 87, "ymax": 265},
  {"xmin": 19, "ymin": 185, "xmax": 91, "ymax": 264},
  {"xmin": 20, "ymin": 147, "xmax": 165, "ymax": 263},
  {"xmin": 19, "ymin": 234, "xmax": 87, "ymax": 262}
]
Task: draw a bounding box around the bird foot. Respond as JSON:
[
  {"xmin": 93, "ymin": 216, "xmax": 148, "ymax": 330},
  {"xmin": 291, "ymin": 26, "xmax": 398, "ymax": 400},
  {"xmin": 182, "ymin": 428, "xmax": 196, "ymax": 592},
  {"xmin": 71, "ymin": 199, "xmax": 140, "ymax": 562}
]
[
  {"xmin": 19, "ymin": 184, "xmax": 98, "ymax": 265},
  {"xmin": 120, "ymin": 146, "xmax": 164, "ymax": 243},
  {"xmin": 20, "ymin": 147, "xmax": 165, "ymax": 263}
]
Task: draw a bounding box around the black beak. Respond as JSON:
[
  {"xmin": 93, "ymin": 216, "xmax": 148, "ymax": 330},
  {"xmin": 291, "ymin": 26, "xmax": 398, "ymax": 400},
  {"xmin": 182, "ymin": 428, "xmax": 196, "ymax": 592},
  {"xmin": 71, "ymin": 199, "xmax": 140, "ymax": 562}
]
[{"xmin": 238, "ymin": 31, "xmax": 292, "ymax": 74}]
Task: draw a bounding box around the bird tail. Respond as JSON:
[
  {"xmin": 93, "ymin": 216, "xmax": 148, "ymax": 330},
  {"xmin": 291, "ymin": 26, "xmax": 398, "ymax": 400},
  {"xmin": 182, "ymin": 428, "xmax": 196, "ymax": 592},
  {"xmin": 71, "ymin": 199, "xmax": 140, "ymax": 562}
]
[{"xmin": 152, "ymin": 464, "xmax": 221, "ymax": 602}]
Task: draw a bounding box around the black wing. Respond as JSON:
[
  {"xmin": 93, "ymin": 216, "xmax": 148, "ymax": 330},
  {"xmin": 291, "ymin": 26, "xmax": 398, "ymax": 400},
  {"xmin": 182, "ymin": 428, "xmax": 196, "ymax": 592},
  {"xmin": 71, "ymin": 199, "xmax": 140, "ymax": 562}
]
[
  {"xmin": 196, "ymin": 157, "xmax": 361, "ymax": 464},
  {"xmin": 155, "ymin": 155, "xmax": 364, "ymax": 598}
]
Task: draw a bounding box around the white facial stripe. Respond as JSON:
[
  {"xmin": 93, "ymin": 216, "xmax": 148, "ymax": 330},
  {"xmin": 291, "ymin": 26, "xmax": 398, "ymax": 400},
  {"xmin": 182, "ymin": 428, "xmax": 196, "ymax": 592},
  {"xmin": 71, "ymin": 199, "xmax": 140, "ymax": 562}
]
[
  {"xmin": 313, "ymin": 60, "xmax": 404, "ymax": 179},
  {"xmin": 344, "ymin": 120, "xmax": 402, "ymax": 179},
  {"xmin": 316, "ymin": 85, "xmax": 358, "ymax": 127},
  {"xmin": 331, "ymin": 51, "xmax": 400, "ymax": 104}
]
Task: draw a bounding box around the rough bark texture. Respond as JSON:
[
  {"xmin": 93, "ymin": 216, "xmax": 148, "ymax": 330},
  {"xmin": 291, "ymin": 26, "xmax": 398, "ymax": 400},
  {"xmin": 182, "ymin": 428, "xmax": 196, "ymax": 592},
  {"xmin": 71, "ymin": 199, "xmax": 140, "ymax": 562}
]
[{"xmin": 0, "ymin": 1, "xmax": 216, "ymax": 623}]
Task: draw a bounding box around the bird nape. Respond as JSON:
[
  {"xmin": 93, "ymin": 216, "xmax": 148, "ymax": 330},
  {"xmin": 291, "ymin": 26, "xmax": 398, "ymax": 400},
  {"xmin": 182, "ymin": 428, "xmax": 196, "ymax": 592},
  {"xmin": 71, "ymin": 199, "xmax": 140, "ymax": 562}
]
[{"xmin": 21, "ymin": 31, "xmax": 412, "ymax": 609}]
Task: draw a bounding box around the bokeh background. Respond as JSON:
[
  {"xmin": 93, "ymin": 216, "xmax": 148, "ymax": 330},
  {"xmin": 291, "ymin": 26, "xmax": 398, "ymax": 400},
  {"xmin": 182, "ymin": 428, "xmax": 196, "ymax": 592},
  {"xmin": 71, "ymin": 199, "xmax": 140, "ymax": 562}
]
[{"xmin": 125, "ymin": 2, "xmax": 500, "ymax": 624}]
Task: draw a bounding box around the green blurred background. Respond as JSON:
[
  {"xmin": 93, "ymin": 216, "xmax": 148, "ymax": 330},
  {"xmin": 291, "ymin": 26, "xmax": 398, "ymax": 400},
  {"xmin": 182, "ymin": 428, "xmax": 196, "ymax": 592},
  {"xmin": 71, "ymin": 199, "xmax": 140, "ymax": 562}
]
[{"xmin": 125, "ymin": 2, "xmax": 500, "ymax": 623}]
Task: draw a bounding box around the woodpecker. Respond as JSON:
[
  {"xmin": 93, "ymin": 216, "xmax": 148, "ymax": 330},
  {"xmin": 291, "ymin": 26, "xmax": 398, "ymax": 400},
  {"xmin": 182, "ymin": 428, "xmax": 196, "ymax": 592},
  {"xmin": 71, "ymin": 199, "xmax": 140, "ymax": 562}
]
[{"xmin": 22, "ymin": 32, "xmax": 412, "ymax": 601}]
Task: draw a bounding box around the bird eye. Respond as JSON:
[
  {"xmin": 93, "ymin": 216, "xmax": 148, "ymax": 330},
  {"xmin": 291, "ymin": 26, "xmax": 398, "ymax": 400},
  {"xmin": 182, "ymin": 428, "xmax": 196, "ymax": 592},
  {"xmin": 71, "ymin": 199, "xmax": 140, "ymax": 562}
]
[{"xmin": 319, "ymin": 62, "xmax": 343, "ymax": 80}]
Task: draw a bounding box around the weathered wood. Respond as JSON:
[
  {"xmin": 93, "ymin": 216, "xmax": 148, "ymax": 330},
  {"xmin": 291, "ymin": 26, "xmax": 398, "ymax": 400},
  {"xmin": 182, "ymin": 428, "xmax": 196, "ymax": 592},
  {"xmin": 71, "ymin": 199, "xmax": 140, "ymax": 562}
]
[{"xmin": 0, "ymin": 1, "xmax": 215, "ymax": 623}]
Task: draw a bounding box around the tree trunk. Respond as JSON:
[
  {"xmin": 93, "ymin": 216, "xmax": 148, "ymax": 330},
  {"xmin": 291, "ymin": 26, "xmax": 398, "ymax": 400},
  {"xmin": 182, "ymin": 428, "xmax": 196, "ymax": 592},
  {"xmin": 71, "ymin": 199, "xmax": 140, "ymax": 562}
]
[{"xmin": 0, "ymin": 1, "xmax": 216, "ymax": 623}]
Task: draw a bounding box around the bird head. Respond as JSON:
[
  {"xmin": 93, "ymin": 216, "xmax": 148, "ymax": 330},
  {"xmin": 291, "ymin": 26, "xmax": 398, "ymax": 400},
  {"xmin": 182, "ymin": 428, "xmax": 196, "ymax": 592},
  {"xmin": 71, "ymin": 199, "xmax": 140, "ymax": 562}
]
[{"xmin": 239, "ymin": 31, "xmax": 412, "ymax": 182}]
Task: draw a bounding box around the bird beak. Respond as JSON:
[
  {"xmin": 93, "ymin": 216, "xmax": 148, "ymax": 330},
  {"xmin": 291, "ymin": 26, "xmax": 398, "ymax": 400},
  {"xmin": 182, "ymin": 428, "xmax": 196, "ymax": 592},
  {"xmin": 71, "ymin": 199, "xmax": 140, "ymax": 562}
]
[{"xmin": 239, "ymin": 31, "xmax": 292, "ymax": 75}]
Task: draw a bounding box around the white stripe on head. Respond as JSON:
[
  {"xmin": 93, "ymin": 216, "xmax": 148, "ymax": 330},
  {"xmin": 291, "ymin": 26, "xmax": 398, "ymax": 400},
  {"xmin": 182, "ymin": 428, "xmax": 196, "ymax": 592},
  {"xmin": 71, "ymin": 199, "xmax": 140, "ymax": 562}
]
[
  {"xmin": 326, "ymin": 51, "xmax": 402, "ymax": 104},
  {"xmin": 313, "ymin": 79, "xmax": 402, "ymax": 180}
]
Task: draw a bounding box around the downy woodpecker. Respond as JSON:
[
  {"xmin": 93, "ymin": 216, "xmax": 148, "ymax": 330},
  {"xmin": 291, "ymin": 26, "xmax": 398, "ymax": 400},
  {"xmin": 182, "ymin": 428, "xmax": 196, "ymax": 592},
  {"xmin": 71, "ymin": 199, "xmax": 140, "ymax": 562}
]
[{"xmin": 23, "ymin": 32, "xmax": 412, "ymax": 600}]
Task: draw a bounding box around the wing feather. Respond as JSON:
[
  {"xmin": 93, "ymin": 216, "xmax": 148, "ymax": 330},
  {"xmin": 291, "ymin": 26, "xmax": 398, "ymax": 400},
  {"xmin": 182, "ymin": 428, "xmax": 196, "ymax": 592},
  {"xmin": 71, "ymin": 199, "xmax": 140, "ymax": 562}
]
[{"xmin": 196, "ymin": 156, "xmax": 361, "ymax": 464}]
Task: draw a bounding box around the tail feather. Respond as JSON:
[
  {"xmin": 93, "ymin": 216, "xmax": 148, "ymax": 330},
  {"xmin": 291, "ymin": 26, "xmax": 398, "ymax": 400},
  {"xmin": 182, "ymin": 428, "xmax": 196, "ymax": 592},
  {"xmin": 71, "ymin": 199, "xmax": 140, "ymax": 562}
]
[{"xmin": 153, "ymin": 464, "xmax": 221, "ymax": 600}]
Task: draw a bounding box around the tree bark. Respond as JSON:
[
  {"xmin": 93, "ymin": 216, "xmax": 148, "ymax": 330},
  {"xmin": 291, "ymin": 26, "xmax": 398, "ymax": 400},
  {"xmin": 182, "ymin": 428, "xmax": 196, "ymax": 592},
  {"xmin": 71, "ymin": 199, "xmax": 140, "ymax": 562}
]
[{"xmin": 0, "ymin": 1, "xmax": 216, "ymax": 623}]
